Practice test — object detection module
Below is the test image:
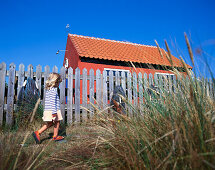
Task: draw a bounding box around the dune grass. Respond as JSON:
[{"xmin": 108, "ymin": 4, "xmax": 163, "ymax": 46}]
[{"xmin": 0, "ymin": 35, "xmax": 215, "ymax": 169}]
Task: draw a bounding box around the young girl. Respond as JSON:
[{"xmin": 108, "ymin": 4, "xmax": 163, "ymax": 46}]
[{"xmin": 32, "ymin": 73, "xmax": 64, "ymax": 143}]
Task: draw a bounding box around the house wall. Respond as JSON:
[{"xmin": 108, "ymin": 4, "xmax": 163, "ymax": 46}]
[{"xmin": 63, "ymin": 36, "xmax": 80, "ymax": 69}]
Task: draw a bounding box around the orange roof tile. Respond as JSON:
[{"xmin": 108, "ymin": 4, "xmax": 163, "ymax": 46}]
[{"xmin": 69, "ymin": 34, "xmax": 191, "ymax": 68}]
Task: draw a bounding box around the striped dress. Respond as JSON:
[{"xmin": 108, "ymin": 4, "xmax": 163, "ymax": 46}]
[{"xmin": 44, "ymin": 87, "xmax": 60, "ymax": 114}]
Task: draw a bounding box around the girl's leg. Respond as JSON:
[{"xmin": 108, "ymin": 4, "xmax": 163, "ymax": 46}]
[
  {"xmin": 38, "ymin": 122, "xmax": 53, "ymax": 134},
  {"xmin": 53, "ymin": 121, "xmax": 60, "ymax": 137}
]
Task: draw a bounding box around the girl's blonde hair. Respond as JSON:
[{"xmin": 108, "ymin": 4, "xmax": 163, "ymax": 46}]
[{"xmin": 45, "ymin": 73, "xmax": 62, "ymax": 90}]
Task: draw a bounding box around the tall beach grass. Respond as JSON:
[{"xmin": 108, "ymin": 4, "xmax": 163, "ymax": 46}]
[{"xmin": 0, "ymin": 34, "xmax": 214, "ymax": 169}]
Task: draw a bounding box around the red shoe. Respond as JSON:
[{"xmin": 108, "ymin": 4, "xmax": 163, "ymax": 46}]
[
  {"xmin": 53, "ymin": 136, "xmax": 64, "ymax": 141},
  {"xmin": 32, "ymin": 131, "xmax": 40, "ymax": 144}
]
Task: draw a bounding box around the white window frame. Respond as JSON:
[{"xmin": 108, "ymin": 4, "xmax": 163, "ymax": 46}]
[{"xmin": 104, "ymin": 68, "xmax": 130, "ymax": 76}]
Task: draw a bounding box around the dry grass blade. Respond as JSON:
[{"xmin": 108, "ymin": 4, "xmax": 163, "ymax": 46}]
[
  {"xmin": 179, "ymin": 56, "xmax": 191, "ymax": 78},
  {"xmin": 184, "ymin": 32, "xmax": 194, "ymax": 67},
  {"xmin": 138, "ymin": 129, "xmax": 176, "ymax": 154},
  {"xmin": 165, "ymin": 40, "xmax": 174, "ymax": 66},
  {"xmin": 155, "ymin": 40, "xmax": 164, "ymax": 59}
]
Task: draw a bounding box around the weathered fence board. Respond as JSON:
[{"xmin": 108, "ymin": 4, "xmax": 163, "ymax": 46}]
[
  {"xmin": 75, "ymin": 68, "xmax": 80, "ymax": 122},
  {"xmin": 138, "ymin": 72, "xmax": 143, "ymax": 111},
  {"xmin": 121, "ymin": 71, "xmax": 126, "ymax": 93},
  {"xmin": 103, "ymin": 70, "xmax": 108, "ymax": 108},
  {"xmin": 133, "ymin": 72, "xmax": 138, "ymax": 109},
  {"xmin": 82, "ymin": 68, "xmax": 87, "ymax": 120},
  {"xmin": 17, "ymin": 64, "xmax": 25, "ymax": 96},
  {"xmin": 96, "ymin": 69, "xmax": 101, "ymax": 107},
  {"xmin": 109, "ymin": 70, "xmax": 114, "ymax": 103},
  {"xmin": 52, "ymin": 65, "xmax": 58, "ymax": 73},
  {"xmin": 89, "ymin": 69, "xmax": 94, "ymax": 118},
  {"xmin": 0, "ymin": 62, "xmax": 6, "ymax": 125},
  {"xmin": 27, "ymin": 64, "xmax": 33, "ymax": 78},
  {"xmin": 67, "ymin": 67, "xmax": 73, "ymax": 124},
  {"xmin": 6, "ymin": 63, "xmax": 16, "ymax": 125},
  {"xmin": 60, "ymin": 67, "xmax": 66, "ymax": 122},
  {"xmin": 127, "ymin": 71, "xmax": 132, "ymax": 115},
  {"xmin": 36, "ymin": 65, "xmax": 42, "ymax": 94},
  {"xmin": 43, "ymin": 66, "xmax": 50, "ymax": 106},
  {"xmin": 116, "ymin": 71, "xmax": 120, "ymax": 86}
]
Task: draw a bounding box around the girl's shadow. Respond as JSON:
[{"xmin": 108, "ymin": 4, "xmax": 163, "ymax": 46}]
[{"xmin": 40, "ymin": 125, "xmax": 67, "ymax": 143}]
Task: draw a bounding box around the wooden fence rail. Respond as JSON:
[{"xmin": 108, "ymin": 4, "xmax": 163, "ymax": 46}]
[{"xmin": 0, "ymin": 62, "xmax": 214, "ymax": 126}]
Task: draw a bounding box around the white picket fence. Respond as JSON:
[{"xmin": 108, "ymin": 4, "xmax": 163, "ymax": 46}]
[{"xmin": 0, "ymin": 62, "xmax": 214, "ymax": 126}]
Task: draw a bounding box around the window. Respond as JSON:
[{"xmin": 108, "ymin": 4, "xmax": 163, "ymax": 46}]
[
  {"xmin": 104, "ymin": 68, "xmax": 130, "ymax": 77},
  {"xmin": 155, "ymin": 72, "xmax": 175, "ymax": 92}
]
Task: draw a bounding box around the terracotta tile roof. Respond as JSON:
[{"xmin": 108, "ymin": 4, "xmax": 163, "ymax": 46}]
[{"xmin": 69, "ymin": 34, "xmax": 191, "ymax": 68}]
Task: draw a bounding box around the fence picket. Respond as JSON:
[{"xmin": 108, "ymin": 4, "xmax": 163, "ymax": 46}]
[
  {"xmin": 0, "ymin": 62, "xmax": 6, "ymax": 125},
  {"xmin": 138, "ymin": 72, "xmax": 143, "ymax": 111},
  {"xmin": 133, "ymin": 72, "xmax": 138, "ymax": 109},
  {"xmin": 36, "ymin": 65, "xmax": 42, "ymax": 94},
  {"xmin": 60, "ymin": 67, "xmax": 66, "ymax": 122},
  {"xmin": 27, "ymin": 64, "xmax": 33, "ymax": 78},
  {"xmin": 52, "ymin": 65, "xmax": 58, "ymax": 73},
  {"xmin": 96, "ymin": 69, "xmax": 101, "ymax": 107},
  {"xmin": 89, "ymin": 69, "xmax": 94, "ymax": 118},
  {"xmin": 127, "ymin": 71, "xmax": 132, "ymax": 115},
  {"xmin": 75, "ymin": 67, "xmax": 80, "ymax": 122},
  {"xmin": 116, "ymin": 71, "xmax": 120, "ymax": 86},
  {"xmin": 6, "ymin": 63, "xmax": 16, "ymax": 125},
  {"xmin": 67, "ymin": 67, "xmax": 73, "ymax": 124},
  {"xmin": 17, "ymin": 64, "xmax": 25, "ymax": 96},
  {"xmin": 43, "ymin": 66, "xmax": 50, "ymax": 106},
  {"xmin": 103, "ymin": 70, "xmax": 108, "ymax": 108},
  {"xmin": 143, "ymin": 73, "xmax": 148, "ymax": 102},
  {"xmin": 82, "ymin": 68, "xmax": 87, "ymax": 120},
  {"xmin": 121, "ymin": 71, "xmax": 126, "ymax": 93},
  {"xmin": 149, "ymin": 73, "xmax": 153, "ymax": 87},
  {"xmin": 109, "ymin": 70, "xmax": 114, "ymax": 103}
]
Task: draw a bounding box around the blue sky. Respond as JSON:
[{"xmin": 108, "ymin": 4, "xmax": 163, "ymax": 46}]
[{"xmin": 0, "ymin": 0, "xmax": 215, "ymax": 77}]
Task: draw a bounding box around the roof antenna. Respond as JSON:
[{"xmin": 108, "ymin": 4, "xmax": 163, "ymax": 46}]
[{"xmin": 56, "ymin": 50, "xmax": 68, "ymax": 55}]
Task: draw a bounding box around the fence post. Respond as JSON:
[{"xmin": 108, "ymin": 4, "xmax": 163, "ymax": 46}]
[
  {"xmin": 82, "ymin": 68, "xmax": 88, "ymax": 121},
  {"xmin": 75, "ymin": 67, "xmax": 80, "ymax": 122},
  {"xmin": 6, "ymin": 63, "xmax": 16, "ymax": 126},
  {"xmin": 67, "ymin": 67, "xmax": 73, "ymax": 124},
  {"xmin": 89, "ymin": 69, "xmax": 94, "ymax": 118},
  {"xmin": 0, "ymin": 62, "xmax": 6, "ymax": 126},
  {"xmin": 36, "ymin": 65, "xmax": 42, "ymax": 94},
  {"xmin": 60, "ymin": 67, "xmax": 66, "ymax": 123}
]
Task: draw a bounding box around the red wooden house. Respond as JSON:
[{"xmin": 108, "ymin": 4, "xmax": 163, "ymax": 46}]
[
  {"xmin": 63, "ymin": 34, "xmax": 191, "ymax": 75},
  {"xmin": 63, "ymin": 34, "xmax": 191, "ymax": 103}
]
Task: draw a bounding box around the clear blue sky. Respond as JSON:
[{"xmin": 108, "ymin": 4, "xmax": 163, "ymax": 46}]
[{"xmin": 0, "ymin": 0, "xmax": 215, "ymax": 77}]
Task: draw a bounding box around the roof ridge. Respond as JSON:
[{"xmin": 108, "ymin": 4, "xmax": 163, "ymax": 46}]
[{"xmin": 69, "ymin": 34, "xmax": 157, "ymax": 48}]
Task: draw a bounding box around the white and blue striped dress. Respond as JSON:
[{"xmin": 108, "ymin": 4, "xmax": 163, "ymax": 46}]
[{"xmin": 43, "ymin": 87, "xmax": 63, "ymax": 121}]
